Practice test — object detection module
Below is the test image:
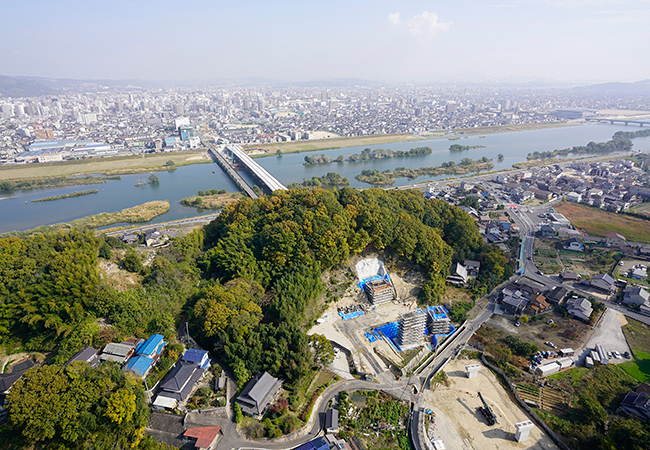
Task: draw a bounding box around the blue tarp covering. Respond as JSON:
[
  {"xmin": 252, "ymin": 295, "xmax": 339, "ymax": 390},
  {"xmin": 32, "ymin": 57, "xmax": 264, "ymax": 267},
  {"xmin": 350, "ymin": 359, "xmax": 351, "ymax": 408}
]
[
  {"xmin": 340, "ymin": 310, "xmax": 364, "ymax": 321},
  {"xmin": 376, "ymin": 306, "xmax": 456, "ymax": 351},
  {"xmin": 122, "ymin": 355, "xmax": 153, "ymax": 377},
  {"xmin": 357, "ymin": 274, "xmax": 391, "ymax": 289},
  {"xmin": 364, "ymin": 333, "xmax": 377, "ymax": 343},
  {"xmin": 136, "ymin": 334, "xmax": 166, "ymax": 357}
]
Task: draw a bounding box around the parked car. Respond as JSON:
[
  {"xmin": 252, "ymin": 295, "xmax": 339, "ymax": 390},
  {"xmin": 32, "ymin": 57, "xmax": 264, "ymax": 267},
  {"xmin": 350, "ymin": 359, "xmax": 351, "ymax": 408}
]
[
  {"xmin": 544, "ymin": 341, "xmax": 557, "ymax": 349},
  {"xmin": 515, "ymin": 321, "xmax": 521, "ymax": 327},
  {"xmin": 624, "ymin": 351, "xmax": 631, "ymax": 359},
  {"xmin": 546, "ymin": 319, "xmax": 554, "ymax": 325},
  {"xmin": 613, "ymin": 351, "xmax": 622, "ymax": 359}
]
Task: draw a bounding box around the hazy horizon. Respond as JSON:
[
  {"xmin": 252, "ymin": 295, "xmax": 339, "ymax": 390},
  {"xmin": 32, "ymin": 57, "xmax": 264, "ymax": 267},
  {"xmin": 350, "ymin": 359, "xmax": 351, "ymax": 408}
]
[{"xmin": 2, "ymin": 0, "xmax": 649, "ymax": 84}]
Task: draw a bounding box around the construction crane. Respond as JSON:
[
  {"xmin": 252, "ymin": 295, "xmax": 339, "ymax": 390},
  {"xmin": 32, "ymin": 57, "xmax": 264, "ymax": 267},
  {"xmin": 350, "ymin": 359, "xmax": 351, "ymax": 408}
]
[{"xmin": 478, "ymin": 392, "xmax": 498, "ymax": 426}]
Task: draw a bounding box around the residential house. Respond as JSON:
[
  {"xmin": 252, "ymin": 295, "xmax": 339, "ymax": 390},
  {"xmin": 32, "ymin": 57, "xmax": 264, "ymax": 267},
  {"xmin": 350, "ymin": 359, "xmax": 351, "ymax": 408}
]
[
  {"xmin": 0, "ymin": 359, "xmax": 34, "ymax": 407},
  {"xmin": 182, "ymin": 349, "xmax": 211, "ymax": 369},
  {"xmin": 236, "ymin": 371, "xmax": 283, "ymax": 418},
  {"xmin": 619, "ymin": 390, "xmax": 650, "ymax": 421},
  {"xmin": 623, "ymin": 287, "xmax": 650, "ymax": 307},
  {"xmin": 100, "ymin": 341, "xmax": 137, "ymax": 364},
  {"xmin": 590, "ymin": 273, "xmax": 616, "ymax": 293},
  {"xmin": 325, "ymin": 408, "xmax": 339, "ymax": 434},
  {"xmin": 65, "ymin": 347, "xmax": 100, "ymax": 367},
  {"xmin": 545, "ymin": 286, "xmax": 568, "ymax": 305},
  {"xmin": 565, "ymin": 298, "xmax": 593, "ymax": 321},
  {"xmin": 485, "ymin": 221, "xmax": 500, "ymax": 236},
  {"xmin": 446, "ymin": 263, "xmax": 468, "ymax": 286},
  {"xmin": 122, "ymin": 334, "xmax": 167, "ymax": 379},
  {"xmin": 629, "ymin": 266, "xmax": 648, "ymax": 280},
  {"xmin": 153, "ymin": 360, "xmax": 206, "ymax": 409},
  {"xmin": 463, "ymin": 260, "xmax": 481, "ymax": 277},
  {"xmin": 121, "ymin": 232, "xmax": 138, "ymax": 244},
  {"xmin": 560, "ymin": 271, "xmax": 579, "ymax": 283},
  {"xmin": 566, "ymin": 192, "xmax": 582, "ymax": 203},
  {"xmin": 606, "ymin": 233, "xmax": 626, "ymax": 246},
  {"xmin": 502, "ymin": 296, "xmax": 528, "ymax": 316},
  {"xmin": 183, "ymin": 426, "xmax": 222, "ymax": 450},
  {"xmin": 540, "ymin": 224, "xmax": 556, "ymax": 238},
  {"xmin": 563, "ymin": 238, "xmax": 584, "ymax": 252},
  {"xmin": 527, "ymin": 293, "xmax": 552, "ymax": 315}
]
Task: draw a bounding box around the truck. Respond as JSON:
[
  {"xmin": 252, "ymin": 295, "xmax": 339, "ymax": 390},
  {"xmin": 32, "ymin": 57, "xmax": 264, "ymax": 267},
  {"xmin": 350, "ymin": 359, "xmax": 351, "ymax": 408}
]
[{"xmin": 478, "ymin": 392, "xmax": 498, "ymax": 426}]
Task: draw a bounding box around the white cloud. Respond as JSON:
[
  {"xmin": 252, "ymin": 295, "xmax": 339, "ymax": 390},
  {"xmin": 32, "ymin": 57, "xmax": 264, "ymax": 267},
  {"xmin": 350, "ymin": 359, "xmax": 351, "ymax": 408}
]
[
  {"xmin": 388, "ymin": 12, "xmax": 402, "ymax": 25},
  {"xmin": 407, "ymin": 11, "xmax": 452, "ymax": 38}
]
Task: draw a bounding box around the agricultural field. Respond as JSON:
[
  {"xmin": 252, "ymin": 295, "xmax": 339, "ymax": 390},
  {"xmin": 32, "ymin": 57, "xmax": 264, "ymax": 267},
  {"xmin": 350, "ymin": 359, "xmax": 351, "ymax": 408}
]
[
  {"xmin": 620, "ymin": 318, "xmax": 650, "ymax": 382},
  {"xmin": 628, "ymin": 202, "xmax": 650, "ymax": 218},
  {"xmin": 533, "ymin": 238, "xmax": 621, "ymax": 277},
  {"xmin": 554, "ymin": 201, "xmax": 650, "ymax": 242},
  {"xmin": 0, "ymin": 151, "xmax": 210, "ymax": 180},
  {"xmin": 338, "ymin": 390, "xmax": 411, "ymax": 450},
  {"xmin": 515, "ymin": 382, "xmax": 568, "ymax": 417}
]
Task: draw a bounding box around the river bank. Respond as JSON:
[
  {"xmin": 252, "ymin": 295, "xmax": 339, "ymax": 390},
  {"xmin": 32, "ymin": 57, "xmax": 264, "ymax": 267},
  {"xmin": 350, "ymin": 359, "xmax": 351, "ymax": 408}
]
[
  {"xmin": 0, "ymin": 151, "xmax": 211, "ymax": 184},
  {"xmin": 246, "ymin": 122, "xmax": 578, "ymax": 158},
  {"xmin": 1, "ymin": 200, "xmax": 170, "ymax": 238}
]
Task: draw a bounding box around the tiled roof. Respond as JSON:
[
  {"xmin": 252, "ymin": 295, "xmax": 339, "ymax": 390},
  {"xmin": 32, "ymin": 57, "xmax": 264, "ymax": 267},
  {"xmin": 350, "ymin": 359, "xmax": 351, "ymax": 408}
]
[{"xmin": 183, "ymin": 426, "xmax": 221, "ymax": 449}]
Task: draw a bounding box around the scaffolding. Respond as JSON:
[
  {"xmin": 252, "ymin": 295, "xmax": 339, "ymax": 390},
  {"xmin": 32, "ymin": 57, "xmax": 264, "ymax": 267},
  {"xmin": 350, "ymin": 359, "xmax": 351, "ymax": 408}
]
[
  {"xmin": 396, "ymin": 310, "xmax": 427, "ymax": 348},
  {"xmin": 363, "ymin": 277, "xmax": 395, "ymax": 306},
  {"xmin": 427, "ymin": 306, "xmax": 451, "ymax": 335}
]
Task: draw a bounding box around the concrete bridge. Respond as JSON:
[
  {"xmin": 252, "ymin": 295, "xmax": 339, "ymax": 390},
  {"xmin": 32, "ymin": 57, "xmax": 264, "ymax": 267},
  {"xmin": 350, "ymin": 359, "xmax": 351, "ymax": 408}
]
[
  {"xmin": 586, "ymin": 117, "xmax": 650, "ymax": 126},
  {"xmin": 222, "ymin": 144, "xmax": 287, "ymax": 193}
]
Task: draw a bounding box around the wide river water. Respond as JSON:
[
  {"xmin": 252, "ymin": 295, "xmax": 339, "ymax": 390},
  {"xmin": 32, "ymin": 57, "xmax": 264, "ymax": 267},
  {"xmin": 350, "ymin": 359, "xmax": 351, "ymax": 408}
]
[{"xmin": 1, "ymin": 123, "xmax": 649, "ymax": 233}]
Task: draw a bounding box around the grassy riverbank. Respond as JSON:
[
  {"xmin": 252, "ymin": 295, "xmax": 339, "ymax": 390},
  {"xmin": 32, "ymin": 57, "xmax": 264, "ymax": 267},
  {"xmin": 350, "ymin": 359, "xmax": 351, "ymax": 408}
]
[
  {"xmin": 32, "ymin": 189, "xmax": 98, "ymax": 202},
  {"xmin": 356, "ymin": 158, "xmax": 494, "ymax": 185},
  {"xmin": 245, "ymin": 122, "xmax": 577, "ymax": 158},
  {"xmin": 0, "ymin": 151, "xmax": 211, "ymax": 183},
  {"xmin": 1, "ymin": 200, "xmax": 170, "ymax": 238},
  {"xmin": 180, "ymin": 192, "xmax": 243, "ymax": 210}
]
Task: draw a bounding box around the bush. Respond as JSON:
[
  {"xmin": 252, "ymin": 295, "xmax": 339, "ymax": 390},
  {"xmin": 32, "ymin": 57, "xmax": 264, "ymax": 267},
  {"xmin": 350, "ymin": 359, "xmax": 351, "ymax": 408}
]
[{"xmin": 234, "ymin": 403, "xmax": 243, "ymax": 423}]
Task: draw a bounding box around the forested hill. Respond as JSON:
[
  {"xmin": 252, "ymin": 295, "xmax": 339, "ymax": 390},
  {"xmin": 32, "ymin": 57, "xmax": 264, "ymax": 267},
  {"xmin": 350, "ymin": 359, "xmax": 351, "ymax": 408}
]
[
  {"xmin": 194, "ymin": 188, "xmax": 512, "ymax": 390},
  {"xmin": 0, "ymin": 188, "xmax": 512, "ymax": 448}
]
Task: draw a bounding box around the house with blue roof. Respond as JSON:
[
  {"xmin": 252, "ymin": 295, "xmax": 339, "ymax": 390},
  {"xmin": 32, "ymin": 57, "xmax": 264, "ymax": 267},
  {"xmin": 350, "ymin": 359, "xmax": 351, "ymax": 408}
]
[
  {"xmin": 182, "ymin": 349, "xmax": 211, "ymax": 369},
  {"xmin": 123, "ymin": 334, "xmax": 167, "ymax": 379},
  {"xmin": 135, "ymin": 334, "xmax": 166, "ymax": 358},
  {"xmin": 123, "ymin": 355, "xmax": 155, "ymax": 379}
]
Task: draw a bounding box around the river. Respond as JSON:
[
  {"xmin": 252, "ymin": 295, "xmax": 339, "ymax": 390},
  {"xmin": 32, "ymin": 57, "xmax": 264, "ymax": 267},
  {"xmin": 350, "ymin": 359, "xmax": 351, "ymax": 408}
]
[{"xmin": 1, "ymin": 123, "xmax": 649, "ymax": 233}]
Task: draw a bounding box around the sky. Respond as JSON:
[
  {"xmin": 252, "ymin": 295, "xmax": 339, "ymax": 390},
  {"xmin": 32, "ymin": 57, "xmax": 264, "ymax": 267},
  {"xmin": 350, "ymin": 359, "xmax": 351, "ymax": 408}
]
[{"xmin": 2, "ymin": 0, "xmax": 649, "ymax": 84}]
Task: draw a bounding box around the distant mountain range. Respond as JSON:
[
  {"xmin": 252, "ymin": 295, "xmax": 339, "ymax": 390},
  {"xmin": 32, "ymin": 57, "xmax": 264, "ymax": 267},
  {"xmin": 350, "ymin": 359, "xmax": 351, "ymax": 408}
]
[
  {"xmin": 0, "ymin": 76, "xmax": 55, "ymax": 98},
  {"xmin": 576, "ymin": 79, "xmax": 650, "ymax": 96},
  {"xmin": 1, "ymin": 74, "xmax": 649, "ymax": 98}
]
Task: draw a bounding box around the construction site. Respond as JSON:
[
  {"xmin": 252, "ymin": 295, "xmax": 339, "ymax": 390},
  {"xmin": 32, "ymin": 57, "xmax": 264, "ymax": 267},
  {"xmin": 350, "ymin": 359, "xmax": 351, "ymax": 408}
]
[
  {"xmin": 425, "ymin": 358, "xmax": 559, "ymax": 450},
  {"xmin": 310, "ymin": 256, "xmax": 457, "ymax": 381}
]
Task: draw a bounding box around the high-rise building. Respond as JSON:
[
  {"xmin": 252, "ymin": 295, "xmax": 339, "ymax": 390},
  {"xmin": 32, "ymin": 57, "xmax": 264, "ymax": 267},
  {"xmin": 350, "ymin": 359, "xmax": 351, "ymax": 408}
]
[{"xmin": 445, "ymin": 102, "xmax": 457, "ymax": 114}]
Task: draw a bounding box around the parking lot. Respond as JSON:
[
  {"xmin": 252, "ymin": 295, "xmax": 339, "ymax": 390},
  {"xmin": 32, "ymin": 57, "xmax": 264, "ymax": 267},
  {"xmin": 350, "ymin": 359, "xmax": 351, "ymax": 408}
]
[{"xmin": 579, "ymin": 309, "xmax": 631, "ymax": 364}]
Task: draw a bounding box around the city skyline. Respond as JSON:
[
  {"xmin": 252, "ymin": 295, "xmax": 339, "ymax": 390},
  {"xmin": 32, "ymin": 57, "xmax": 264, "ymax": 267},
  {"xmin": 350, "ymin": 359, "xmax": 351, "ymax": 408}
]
[{"xmin": 2, "ymin": 0, "xmax": 649, "ymax": 84}]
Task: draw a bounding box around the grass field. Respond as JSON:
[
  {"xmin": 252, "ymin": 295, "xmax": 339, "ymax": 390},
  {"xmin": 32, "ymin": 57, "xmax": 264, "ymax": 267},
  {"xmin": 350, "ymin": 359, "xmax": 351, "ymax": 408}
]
[
  {"xmin": 629, "ymin": 202, "xmax": 650, "ymax": 217},
  {"xmin": 620, "ymin": 318, "xmax": 650, "ymax": 382},
  {"xmin": 0, "ymin": 151, "xmax": 211, "ymax": 180},
  {"xmin": 554, "ymin": 201, "xmax": 650, "ymax": 242},
  {"xmin": 620, "ymin": 351, "xmax": 650, "ymax": 382},
  {"xmin": 243, "ymin": 133, "xmax": 425, "ymax": 155}
]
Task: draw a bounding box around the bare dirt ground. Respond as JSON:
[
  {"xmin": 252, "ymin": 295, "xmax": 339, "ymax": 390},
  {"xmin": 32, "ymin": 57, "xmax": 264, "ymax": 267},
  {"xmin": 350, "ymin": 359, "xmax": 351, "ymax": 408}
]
[
  {"xmin": 309, "ymin": 251, "xmax": 426, "ymax": 377},
  {"xmin": 425, "ymin": 359, "xmax": 559, "ymax": 450}
]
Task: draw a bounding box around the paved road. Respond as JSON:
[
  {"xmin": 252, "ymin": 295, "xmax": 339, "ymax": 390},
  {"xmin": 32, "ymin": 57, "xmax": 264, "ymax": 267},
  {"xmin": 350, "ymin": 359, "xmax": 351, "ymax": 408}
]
[{"xmin": 103, "ymin": 213, "xmax": 220, "ymax": 237}]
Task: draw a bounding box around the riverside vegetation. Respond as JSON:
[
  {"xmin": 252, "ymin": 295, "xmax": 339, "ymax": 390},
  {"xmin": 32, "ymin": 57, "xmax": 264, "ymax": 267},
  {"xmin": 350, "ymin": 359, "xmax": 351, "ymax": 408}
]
[
  {"xmin": 0, "ymin": 188, "xmax": 512, "ymax": 446},
  {"xmin": 527, "ymin": 129, "xmax": 650, "ymax": 160},
  {"xmin": 180, "ymin": 189, "xmax": 243, "ymax": 209},
  {"xmin": 355, "ymin": 157, "xmax": 494, "ymax": 185},
  {"xmin": 32, "ymin": 189, "xmax": 99, "ymax": 202},
  {"xmin": 0, "ymin": 175, "xmax": 120, "ymax": 192},
  {"xmin": 1, "ymin": 200, "xmax": 170, "ymax": 238},
  {"xmin": 449, "ymin": 144, "xmax": 487, "ymax": 152},
  {"xmin": 303, "ymin": 146, "xmax": 432, "ymax": 165}
]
